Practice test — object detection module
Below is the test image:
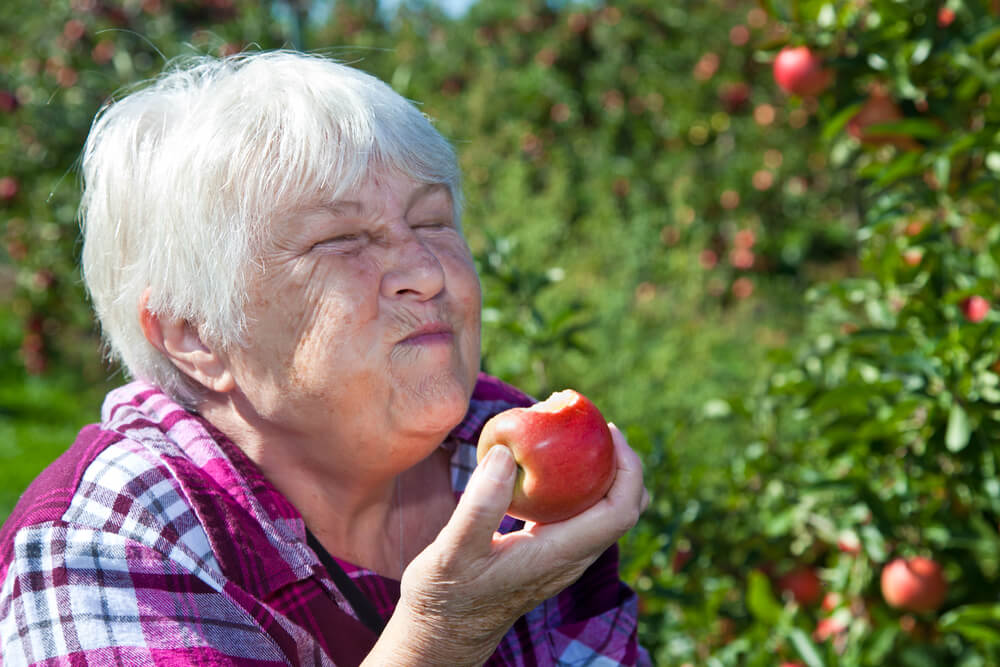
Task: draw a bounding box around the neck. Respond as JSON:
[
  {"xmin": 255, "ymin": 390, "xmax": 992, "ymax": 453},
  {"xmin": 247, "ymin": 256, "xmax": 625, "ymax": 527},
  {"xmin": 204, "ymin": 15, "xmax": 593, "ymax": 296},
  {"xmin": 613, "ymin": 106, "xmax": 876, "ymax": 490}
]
[{"xmin": 197, "ymin": 394, "xmax": 454, "ymax": 579}]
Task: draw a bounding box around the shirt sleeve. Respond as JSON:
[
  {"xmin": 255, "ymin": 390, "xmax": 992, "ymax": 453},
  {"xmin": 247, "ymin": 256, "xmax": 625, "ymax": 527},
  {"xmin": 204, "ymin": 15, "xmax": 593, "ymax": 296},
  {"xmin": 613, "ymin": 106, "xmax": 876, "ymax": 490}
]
[
  {"xmin": 0, "ymin": 522, "xmax": 294, "ymax": 667},
  {"xmin": 488, "ymin": 544, "xmax": 651, "ymax": 666}
]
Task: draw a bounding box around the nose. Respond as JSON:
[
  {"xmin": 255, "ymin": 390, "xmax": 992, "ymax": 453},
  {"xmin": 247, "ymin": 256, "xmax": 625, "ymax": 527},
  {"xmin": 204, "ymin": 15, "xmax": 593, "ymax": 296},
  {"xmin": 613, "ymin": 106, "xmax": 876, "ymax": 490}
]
[{"xmin": 381, "ymin": 232, "xmax": 446, "ymax": 301}]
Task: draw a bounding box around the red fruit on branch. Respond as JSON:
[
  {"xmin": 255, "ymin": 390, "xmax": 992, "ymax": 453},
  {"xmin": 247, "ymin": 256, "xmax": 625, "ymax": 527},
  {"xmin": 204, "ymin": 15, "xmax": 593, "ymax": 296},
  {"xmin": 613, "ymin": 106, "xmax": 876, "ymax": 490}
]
[
  {"xmin": 880, "ymin": 556, "xmax": 948, "ymax": 613},
  {"xmin": 773, "ymin": 46, "xmax": 832, "ymax": 97},
  {"xmin": 777, "ymin": 567, "xmax": 823, "ymax": 605},
  {"xmin": 962, "ymin": 296, "xmax": 990, "ymax": 323},
  {"xmin": 672, "ymin": 547, "xmax": 693, "ymax": 573},
  {"xmin": 0, "ymin": 176, "xmax": 18, "ymax": 201},
  {"xmin": 902, "ymin": 249, "xmax": 924, "ymax": 267},
  {"xmin": 814, "ymin": 615, "xmax": 847, "ymax": 641},
  {"xmin": 847, "ymin": 88, "xmax": 920, "ymax": 150},
  {"xmin": 719, "ymin": 81, "xmax": 751, "ymax": 113},
  {"xmin": 0, "ymin": 90, "xmax": 18, "ymax": 113},
  {"xmin": 837, "ymin": 529, "xmax": 862, "ymax": 555},
  {"xmin": 476, "ymin": 389, "xmax": 616, "ymax": 523}
]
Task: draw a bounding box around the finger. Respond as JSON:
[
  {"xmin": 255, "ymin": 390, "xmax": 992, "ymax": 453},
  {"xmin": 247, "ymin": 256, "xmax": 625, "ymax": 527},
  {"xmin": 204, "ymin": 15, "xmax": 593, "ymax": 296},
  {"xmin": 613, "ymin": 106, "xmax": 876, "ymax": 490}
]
[
  {"xmin": 437, "ymin": 445, "xmax": 516, "ymax": 555},
  {"xmin": 606, "ymin": 423, "xmax": 647, "ymax": 510},
  {"xmin": 527, "ymin": 424, "xmax": 646, "ymax": 550}
]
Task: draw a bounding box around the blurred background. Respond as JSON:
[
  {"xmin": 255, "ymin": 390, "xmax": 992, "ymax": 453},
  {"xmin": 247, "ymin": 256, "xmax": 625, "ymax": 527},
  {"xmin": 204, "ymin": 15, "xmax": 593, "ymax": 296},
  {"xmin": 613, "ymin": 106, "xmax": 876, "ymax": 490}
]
[{"xmin": 1, "ymin": 0, "xmax": 999, "ymax": 664}]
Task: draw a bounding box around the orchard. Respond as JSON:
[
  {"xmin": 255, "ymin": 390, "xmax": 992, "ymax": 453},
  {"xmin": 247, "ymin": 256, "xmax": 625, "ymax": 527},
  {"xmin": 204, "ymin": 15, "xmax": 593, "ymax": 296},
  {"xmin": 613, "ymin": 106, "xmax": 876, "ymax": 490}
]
[
  {"xmin": 643, "ymin": 0, "xmax": 1000, "ymax": 664},
  {"xmin": 1, "ymin": 0, "xmax": 1000, "ymax": 665}
]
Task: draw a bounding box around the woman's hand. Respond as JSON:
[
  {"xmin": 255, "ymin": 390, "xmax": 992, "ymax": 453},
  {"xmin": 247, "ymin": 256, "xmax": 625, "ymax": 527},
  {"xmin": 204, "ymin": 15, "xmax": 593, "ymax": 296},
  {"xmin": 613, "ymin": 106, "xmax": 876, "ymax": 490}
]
[{"xmin": 368, "ymin": 424, "xmax": 649, "ymax": 667}]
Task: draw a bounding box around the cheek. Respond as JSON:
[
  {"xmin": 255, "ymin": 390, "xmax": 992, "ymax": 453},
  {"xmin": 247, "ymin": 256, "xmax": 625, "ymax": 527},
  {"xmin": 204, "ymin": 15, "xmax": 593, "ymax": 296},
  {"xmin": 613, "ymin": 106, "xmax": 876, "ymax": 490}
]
[
  {"xmin": 286, "ymin": 264, "xmax": 380, "ymax": 357},
  {"xmin": 448, "ymin": 253, "xmax": 483, "ymax": 373},
  {"xmin": 443, "ymin": 244, "xmax": 481, "ymax": 306},
  {"xmin": 249, "ymin": 260, "xmax": 374, "ymax": 361}
]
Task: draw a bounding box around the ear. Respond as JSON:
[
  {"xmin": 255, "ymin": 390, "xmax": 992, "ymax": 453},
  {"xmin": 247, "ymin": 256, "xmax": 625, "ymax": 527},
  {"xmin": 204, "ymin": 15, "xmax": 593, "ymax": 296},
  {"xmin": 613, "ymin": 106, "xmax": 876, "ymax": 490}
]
[{"xmin": 138, "ymin": 288, "xmax": 235, "ymax": 394}]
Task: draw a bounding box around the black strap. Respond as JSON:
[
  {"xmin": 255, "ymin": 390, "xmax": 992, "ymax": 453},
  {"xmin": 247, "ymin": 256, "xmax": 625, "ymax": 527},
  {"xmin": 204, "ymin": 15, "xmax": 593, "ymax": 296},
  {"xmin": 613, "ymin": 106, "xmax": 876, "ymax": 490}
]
[{"xmin": 306, "ymin": 528, "xmax": 387, "ymax": 636}]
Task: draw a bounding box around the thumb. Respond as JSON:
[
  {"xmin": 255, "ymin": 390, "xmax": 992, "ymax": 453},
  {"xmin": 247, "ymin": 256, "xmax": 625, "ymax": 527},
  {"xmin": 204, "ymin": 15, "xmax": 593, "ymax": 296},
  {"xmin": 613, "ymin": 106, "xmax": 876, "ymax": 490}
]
[{"xmin": 438, "ymin": 445, "xmax": 517, "ymax": 553}]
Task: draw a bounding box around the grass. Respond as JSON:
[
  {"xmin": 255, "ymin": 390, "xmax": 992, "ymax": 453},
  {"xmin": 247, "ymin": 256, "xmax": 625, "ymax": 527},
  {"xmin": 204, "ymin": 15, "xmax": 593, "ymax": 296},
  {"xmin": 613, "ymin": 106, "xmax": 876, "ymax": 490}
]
[{"xmin": 0, "ymin": 367, "xmax": 112, "ymax": 523}]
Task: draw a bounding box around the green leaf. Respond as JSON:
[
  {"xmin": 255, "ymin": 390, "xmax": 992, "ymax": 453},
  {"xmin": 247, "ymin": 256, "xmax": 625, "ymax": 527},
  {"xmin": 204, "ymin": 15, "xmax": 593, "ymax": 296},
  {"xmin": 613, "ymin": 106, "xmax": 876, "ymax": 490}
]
[
  {"xmin": 986, "ymin": 152, "xmax": 1000, "ymax": 173},
  {"xmin": 821, "ymin": 102, "xmax": 862, "ymax": 143},
  {"xmin": 970, "ymin": 25, "xmax": 1000, "ymax": 54},
  {"xmin": 787, "ymin": 627, "xmax": 825, "ymax": 667},
  {"xmin": 946, "ymin": 401, "xmax": 971, "ymax": 452},
  {"xmin": 746, "ymin": 569, "xmax": 782, "ymax": 626},
  {"xmin": 865, "ymin": 625, "xmax": 898, "ymax": 663},
  {"xmin": 861, "ymin": 524, "xmax": 888, "ymax": 562},
  {"xmin": 940, "ymin": 603, "xmax": 1000, "ymax": 644},
  {"xmin": 941, "ymin": 603, "xmax": 1000, "ymax": 625},
  {"xmin": 934, "ymin": 155, "xmax": 952, "ymax": 193},
  {"xmin": 910, "ymin": 38, "xmax": 932, "ymax": 65}
]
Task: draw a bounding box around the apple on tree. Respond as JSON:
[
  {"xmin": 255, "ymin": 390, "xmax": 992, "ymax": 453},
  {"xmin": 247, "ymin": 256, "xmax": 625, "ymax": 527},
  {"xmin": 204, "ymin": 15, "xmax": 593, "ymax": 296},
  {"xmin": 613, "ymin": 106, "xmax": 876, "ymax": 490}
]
[
  {"xmin": 772, "ymin": 46, "xmax": 832, "ymax": 97},
  {"xmin": 813, "ymin": 615, "xmax": 847, "ymax": 642},
  {"xmin": 961, "ymin": 295, "xmax": 990, "ymax": 323},
  {"xmin": 847, "ymin": 87, "xmax": 920, "ymax": 150},
  {"xmin": 880, "ymin": 556, "xmax": 948, "ymax": 613},
  {"xmin": 776, "ymin": 566, "xmax": 823, "ymax": 605},
  {"xmin": 0, "ymin": 176, "xmax": 18, "ymax": 201},
  {"xmin": 476, "ymin": 389, "xmax": 616, "ymax": 524}
]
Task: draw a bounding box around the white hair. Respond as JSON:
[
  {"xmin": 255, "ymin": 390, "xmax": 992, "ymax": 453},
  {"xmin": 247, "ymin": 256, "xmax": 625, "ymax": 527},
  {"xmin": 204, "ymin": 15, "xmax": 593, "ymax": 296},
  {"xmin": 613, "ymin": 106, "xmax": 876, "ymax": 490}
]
[{"xmin": 80, "ymin": 50, "xmax": 462, "ymax": 408}]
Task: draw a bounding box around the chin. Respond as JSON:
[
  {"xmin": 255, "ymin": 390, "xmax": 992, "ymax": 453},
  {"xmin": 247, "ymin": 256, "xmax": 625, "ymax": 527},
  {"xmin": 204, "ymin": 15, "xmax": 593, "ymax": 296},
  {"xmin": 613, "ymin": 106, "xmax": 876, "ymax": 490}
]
[{"xmin": 398, "ymin": 370, "xmax": 474, "ymax": 436}]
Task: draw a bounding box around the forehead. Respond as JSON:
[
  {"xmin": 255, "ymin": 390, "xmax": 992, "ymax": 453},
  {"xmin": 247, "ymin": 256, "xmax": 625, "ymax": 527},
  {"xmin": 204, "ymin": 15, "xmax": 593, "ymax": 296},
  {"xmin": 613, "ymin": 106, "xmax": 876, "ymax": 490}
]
[
  {"xmin": 307, "ymin": 170, "xmax": 451, "ymax": 213},
  {"xmin": 266, "ymin": 172, "xmax": 454, "ymax": 238}
]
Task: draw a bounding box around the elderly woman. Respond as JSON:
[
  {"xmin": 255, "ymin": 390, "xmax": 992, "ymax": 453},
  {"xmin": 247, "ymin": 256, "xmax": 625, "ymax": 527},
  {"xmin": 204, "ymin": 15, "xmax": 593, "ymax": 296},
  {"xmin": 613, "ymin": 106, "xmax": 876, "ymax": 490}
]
[{"xmin": 0, "ymin": 51, "xmax": 649, "ymax": 666}]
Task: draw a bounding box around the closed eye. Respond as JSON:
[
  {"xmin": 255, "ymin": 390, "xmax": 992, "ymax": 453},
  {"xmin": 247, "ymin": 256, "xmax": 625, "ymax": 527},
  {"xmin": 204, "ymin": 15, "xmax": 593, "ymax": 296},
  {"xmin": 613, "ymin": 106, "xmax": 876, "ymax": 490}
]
[
  {"xmin": 312, "ymin": 233, "xmax": 366, "ymax": 251},
  {"xmin": 412, "ymin": 220, "xmax": 452, "ymax": 231}
]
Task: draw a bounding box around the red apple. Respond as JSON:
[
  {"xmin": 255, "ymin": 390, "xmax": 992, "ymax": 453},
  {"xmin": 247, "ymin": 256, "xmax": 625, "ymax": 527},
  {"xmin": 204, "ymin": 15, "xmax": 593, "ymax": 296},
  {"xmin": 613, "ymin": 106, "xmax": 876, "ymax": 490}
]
[
  {"xmin": 773, "ymin": 46, "xmax": 832, "ymax": 97},
  {"xmin": 821, "ymin": 592, "xmax": 842, "ymax": 612},
  {"xmin": 837, "ymin": 529, "xmax": 862, "ymax": 555},
  {"xmin": 476, "ymin": 389, "xmax": 616, "ymax": 523},
  {"xmin": 814, "ymin": 615, "xmax": 847, "ymax": 641},
  {"xmin": 719, "ymin": 81, "xmax": 751, "ymax": 113},
  {"xmin": 777, "ymin": 567, "xmax": 823, "ymax": 605},
  {"xmin": 847, "ymin": 89, "xmax": 920, "ymax": 150},
  {"xmin": 902, "ymin": 248, "xmax": 924, "ymax": 267},
  {"xmin": 671, "ymin": 546, "xmax": 693, "ymax": 573},
  {"xmin": 0, "ymin": 176, "xmax": 18, "ymax": 201},
  {"xmin": 0, "ymin": 90, "xmax": 18, "ymax": 113},
  {"xmin": 962, "ymin": 295, "xmax": 990, "ymax": 323},
  {"xmin": 880, "ymin": 556, "xmax": 948, "ymax": 613}
]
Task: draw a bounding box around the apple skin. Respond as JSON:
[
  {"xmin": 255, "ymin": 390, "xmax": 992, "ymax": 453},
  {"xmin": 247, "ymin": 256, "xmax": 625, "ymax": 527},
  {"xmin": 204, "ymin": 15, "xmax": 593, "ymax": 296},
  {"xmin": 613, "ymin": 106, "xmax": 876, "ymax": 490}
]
[
  {"xmin": 847, "ymin": 89, "xmax": 920, "ymax": 150},
  {"xmin": 773, "ymin": 46, "xmax": 832, "ymax": 97},
  {"xmin": 814, "ymin": 615, "xmax": 847, "ymax": 642},
  {"xmin": 0, "ymin": 176, "xmax": 18, "ymax": 201},
  {"xmin": 476, "ymin": 389, "xmax": 616, "ymax": 523},
  {"xmin": 962, "ymin": 295, "xmax": 990, "ymax": 323},
  {"xmin": 880, "ymin": 556, "xmax": 948, "ymax": 613},
  {"xmin": 777, "ymin": 566, "xmax": 823, "ymax": 605}
]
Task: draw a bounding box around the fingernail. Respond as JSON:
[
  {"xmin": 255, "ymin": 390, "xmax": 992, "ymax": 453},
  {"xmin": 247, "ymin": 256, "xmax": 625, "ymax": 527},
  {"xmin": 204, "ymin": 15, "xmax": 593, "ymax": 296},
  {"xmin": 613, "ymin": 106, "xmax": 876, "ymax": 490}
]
[{"xmin": 484, "ymin": 445, "xmax": 515, "ymax": 483}]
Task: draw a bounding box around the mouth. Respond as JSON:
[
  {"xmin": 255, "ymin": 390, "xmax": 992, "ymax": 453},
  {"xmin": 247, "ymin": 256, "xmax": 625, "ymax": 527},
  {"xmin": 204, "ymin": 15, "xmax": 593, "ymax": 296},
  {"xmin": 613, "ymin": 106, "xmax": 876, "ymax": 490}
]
[{"xmin": 399, "ymin": 322, "xmax": 454, "ymax": 346}]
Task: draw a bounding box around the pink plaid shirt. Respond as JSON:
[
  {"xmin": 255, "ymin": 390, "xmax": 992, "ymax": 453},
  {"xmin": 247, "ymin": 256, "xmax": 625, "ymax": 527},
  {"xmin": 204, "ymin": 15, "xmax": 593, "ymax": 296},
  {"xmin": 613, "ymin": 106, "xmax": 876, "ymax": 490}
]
[{"xmin": 0, "ymin": 374, "xmax": 647, "ymax": 666}]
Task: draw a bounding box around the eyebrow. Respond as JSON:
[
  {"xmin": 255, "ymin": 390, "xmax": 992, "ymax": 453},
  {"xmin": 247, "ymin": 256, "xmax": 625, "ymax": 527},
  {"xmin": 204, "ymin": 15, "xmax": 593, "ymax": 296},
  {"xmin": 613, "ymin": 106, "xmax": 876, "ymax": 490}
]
[
  {"xmin": 320, "ymin": 183, "xmax": 449, "ymax": 216},
  {"xmin": 312, "ymin": 200, "xmax": 362, "ymax": 217}
]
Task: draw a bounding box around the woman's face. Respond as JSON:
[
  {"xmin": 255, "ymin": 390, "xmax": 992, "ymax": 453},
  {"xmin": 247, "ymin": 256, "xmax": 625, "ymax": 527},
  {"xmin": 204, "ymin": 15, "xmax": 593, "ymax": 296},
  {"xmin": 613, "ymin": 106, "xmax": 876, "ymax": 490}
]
[{"xmin": 221, "ymin": 170, "xmax": 482, "ymax": 472}]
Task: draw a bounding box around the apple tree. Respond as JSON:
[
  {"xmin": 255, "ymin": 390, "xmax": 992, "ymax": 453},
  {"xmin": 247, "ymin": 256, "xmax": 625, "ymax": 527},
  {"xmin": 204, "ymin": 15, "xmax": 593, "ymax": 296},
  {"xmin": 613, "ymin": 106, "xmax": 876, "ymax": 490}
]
[{"xmin": 648, "ymin": 0, "xmax": 1000, "ymax": 664}]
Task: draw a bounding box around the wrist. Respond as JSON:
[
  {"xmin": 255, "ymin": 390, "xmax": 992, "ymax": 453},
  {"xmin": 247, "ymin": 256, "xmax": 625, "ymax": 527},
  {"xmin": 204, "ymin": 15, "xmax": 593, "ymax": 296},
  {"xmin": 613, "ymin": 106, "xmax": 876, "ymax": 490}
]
[{"xmin": 363, "ymin": 593, "xmax": 495, "ymax": 667}]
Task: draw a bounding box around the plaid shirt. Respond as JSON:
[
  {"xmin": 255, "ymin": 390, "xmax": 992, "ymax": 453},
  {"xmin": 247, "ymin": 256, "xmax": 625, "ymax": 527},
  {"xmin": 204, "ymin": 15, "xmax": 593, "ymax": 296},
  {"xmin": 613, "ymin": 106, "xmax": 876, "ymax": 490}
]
[{"xmin": 0, "ymin": 374, "xmax": 647, "ymax": 666}]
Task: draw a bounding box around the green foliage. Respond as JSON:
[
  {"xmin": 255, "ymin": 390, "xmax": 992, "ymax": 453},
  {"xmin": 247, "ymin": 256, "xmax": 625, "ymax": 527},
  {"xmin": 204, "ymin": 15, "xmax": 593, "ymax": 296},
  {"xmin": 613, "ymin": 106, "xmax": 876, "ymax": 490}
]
[{"xmin": 632, "ymin": 0, "xmax": 1000, "ymax": 664}]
